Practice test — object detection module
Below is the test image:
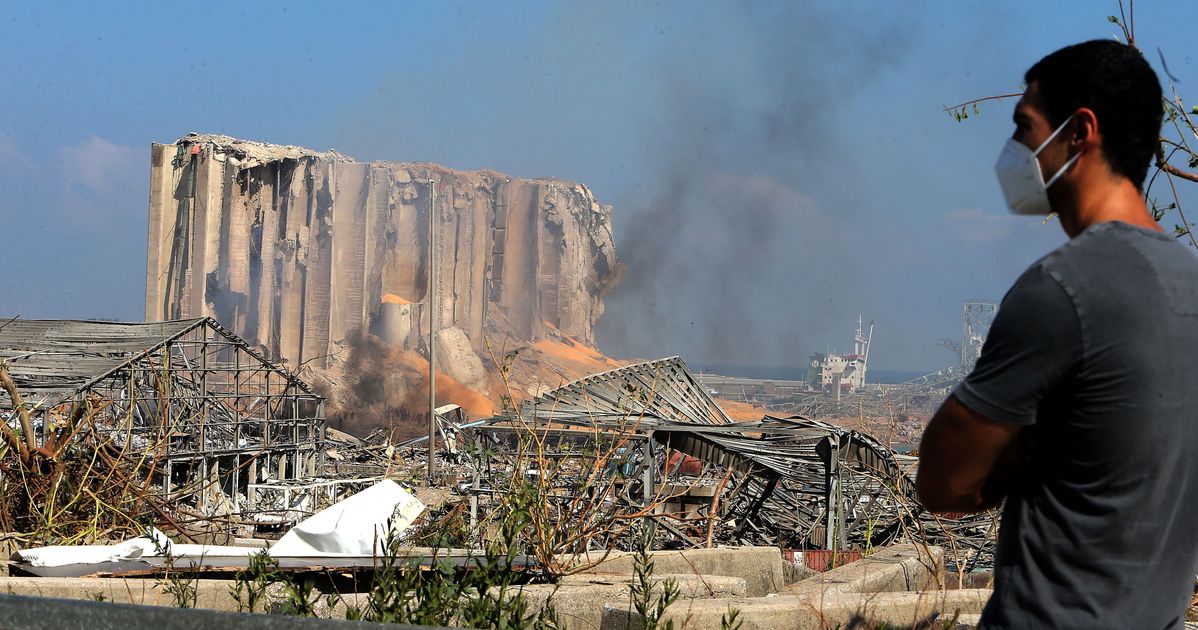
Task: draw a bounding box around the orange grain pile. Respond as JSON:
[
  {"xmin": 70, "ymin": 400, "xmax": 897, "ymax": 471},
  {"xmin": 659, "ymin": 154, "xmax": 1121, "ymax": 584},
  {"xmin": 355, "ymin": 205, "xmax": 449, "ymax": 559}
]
[
  {"xmin": 398, "ymin": 350, "xmax": 495, "ymax": 418},
  {"xmin": 714, "ymin": 397, "xmax": 768, "ymax": 422},
  {"xmin": 530, "ymin": 337, "xmax": 621, "ymax": 373},
  {"xmin": 381, "ymin": 293, "xmax": 413, "ymax": 305}
]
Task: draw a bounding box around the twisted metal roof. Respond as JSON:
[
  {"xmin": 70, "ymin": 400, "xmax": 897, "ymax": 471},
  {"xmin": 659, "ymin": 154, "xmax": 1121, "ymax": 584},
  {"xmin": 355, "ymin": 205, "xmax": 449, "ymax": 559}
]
[
  {"xmin": 0, "ymin": 317, "xmax": 318, "ymax": 408},
  {"xmin": 517, "ymin": 356, "xmax": 733, "ymax": 426},
  {"xmin": 0, "ymin": 318, "xmax": 204, "ymax": 405}
]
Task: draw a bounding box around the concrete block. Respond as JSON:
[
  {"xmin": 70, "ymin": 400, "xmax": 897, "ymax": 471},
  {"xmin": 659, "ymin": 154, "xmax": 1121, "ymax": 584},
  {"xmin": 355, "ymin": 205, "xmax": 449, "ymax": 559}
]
[
  {"xmin": 952, "ymin": 612, "xmax": 982, "ymax": 629},
  {"xmin": 557, "ymin": 572, "xmax": 747, "ymax": 596},
  {"xmin": 785, "ymin": 544, "xmax": 945, "ymax": 596},
  {"xmin": 783, "ymin": 562, "xmax": 817, "ymax": 585},
  {"xmin": 571, "ymin": 546, "xmax": 784, "ymax": 596},
  {"xmin": 0, "ymin": 592, "xmax": 404, "ymax": 629},
  {"xmin": 600, "ymin": 589, "xmax": 992, "ymax": 630},
  {"xmin": 602, "ymin": 594, "xmax": 809, "ymax": 630},
  {"xmin": 507, "ymin": 573, "xmax": 746, "ymax": 630},
  {"xmin": 311, "ymin": 592, "xmax": 368, "ymax": 619},
  {"xmin": 806, "ymin": 589, "xmax": 991, "ymax": 629},
  {"xmin": 0, "ymin": 576, "xmax": 243, "ymax": 611}
]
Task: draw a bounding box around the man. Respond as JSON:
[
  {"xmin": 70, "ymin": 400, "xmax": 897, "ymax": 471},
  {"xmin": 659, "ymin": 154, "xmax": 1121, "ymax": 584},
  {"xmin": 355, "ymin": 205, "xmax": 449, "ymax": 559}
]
[{"xmin": 917, "ymin": 40, "xmax": 1198, "ymax": 629}]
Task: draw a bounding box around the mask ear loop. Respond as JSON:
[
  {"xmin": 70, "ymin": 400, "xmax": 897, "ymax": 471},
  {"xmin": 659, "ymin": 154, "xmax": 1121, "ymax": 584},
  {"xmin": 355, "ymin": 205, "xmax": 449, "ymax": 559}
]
[
  {"xmin": 1040, "ymin": 151, "xmax": 1082, "ymax": 227},
  {"xmin": 1044, "ymin": 152, "xmax": 1081, "ymax": 188},
  {"xmin": 1038, "ymin": 115, "xmax": 1081, "ymax": 226},
  {"xmin": 1033, "ymin": 114, "xmax": 1075, "ymax": 156}
]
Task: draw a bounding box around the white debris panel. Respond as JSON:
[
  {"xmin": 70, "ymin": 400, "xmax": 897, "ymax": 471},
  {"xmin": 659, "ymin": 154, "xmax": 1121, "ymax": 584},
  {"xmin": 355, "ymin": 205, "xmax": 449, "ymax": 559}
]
[
  {"xmin": 12, "ymin": 480, "xmax": 424, "ymax": 567},
  {"xmin": 269, "ymin": 480, "xmax": 425, "ymax": 556}
]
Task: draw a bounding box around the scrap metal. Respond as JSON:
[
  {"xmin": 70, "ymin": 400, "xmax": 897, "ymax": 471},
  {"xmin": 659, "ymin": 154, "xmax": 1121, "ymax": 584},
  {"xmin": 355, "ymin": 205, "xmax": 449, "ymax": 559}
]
[{"xmin": 455, "ymin": 356, "xmax": 997, "ymax": 569}]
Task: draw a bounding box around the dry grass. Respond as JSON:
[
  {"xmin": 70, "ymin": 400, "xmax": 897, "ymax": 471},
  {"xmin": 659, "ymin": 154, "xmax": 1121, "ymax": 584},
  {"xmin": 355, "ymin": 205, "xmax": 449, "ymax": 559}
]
[{"xmin": 0, "ymin": 362, "xmax": 185, "ymax": 552}]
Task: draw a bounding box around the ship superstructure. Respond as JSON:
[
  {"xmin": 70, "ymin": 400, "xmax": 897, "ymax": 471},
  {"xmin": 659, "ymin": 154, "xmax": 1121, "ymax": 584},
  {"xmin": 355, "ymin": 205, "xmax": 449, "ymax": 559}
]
[{"xmin": 808, "ymin": 315, "xmax": 874, "ymax": 396}]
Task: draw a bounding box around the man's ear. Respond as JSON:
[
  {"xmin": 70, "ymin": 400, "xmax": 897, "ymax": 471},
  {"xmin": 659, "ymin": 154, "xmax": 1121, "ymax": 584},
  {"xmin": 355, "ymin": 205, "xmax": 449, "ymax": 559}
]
[{"xmin": 1072, "ymin": 107, "xmax": 1101, "ymax": 150}]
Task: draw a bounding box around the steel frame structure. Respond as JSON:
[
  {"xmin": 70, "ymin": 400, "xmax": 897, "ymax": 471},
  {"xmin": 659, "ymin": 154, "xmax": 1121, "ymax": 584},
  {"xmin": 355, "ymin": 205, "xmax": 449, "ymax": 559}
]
[
  {"xmin": 449, "ymin": 357, "xmax": 997, "ymax": 568},
  {"xmin": 0, "ymin": 317, "xmax": 325, "ymax": 517}
]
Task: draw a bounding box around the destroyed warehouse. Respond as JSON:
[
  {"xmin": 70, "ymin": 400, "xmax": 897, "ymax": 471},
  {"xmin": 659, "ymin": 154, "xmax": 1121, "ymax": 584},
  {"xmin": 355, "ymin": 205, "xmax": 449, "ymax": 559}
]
[{"xmin": 0, "ymin": 317, "xmax": 325, "ymax": 524}]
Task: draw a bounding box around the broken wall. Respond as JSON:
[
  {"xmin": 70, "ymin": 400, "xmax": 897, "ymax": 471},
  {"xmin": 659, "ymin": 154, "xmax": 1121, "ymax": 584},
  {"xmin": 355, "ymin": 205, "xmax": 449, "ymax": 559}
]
[{"xmin": 145, "ymin": 134, "xmax": 621, "ymax": 381}]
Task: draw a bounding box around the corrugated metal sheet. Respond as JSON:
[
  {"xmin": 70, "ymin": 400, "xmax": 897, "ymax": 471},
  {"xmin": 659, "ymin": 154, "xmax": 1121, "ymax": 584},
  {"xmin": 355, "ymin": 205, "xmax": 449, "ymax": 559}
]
[
  {"xmin": 802, "ymin": 549, "xmax": 863, "ymax": 572},
  {"xmin": 517, "ymin": 356, "xmax": 733, "ymax": 426},
  {"xmin": 0, "ymin": 318, "xmax": 204, "ymax": 405},
  {"xmin": 481, "ymin": 357, "xmax": 996, "ymax": 564}
]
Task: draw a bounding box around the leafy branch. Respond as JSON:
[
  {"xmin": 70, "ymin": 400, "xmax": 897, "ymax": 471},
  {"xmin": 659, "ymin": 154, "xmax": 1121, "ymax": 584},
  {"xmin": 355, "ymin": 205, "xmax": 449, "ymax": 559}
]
[
  {"xmin": 948, "ymin": 1, "xmax": 1198, "ymax": 248},
  {"xmin": 943, "ymin": 93, "xmax": 1023, "ymax": 122}
]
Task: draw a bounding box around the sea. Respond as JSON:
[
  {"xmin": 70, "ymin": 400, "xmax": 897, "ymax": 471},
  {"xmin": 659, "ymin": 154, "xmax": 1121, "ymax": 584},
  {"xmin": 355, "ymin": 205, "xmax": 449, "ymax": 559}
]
[{"xmin": 690, "ymin": 363, "xmax": 926, "ymax": 385}]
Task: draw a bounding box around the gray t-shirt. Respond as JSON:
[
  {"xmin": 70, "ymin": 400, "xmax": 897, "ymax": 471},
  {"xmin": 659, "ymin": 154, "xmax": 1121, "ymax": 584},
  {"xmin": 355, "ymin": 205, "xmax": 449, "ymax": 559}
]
[{"xmin": 953, "ymin": 221, "xmax": 1198, "ymax": 629}]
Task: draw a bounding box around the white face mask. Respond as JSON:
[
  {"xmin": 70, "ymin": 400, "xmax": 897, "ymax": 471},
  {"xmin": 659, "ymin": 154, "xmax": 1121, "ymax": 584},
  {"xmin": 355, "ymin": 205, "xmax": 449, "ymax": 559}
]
[{"xmin": 994, "ymin": 115, "xmax": 1080, "ymax": 216}]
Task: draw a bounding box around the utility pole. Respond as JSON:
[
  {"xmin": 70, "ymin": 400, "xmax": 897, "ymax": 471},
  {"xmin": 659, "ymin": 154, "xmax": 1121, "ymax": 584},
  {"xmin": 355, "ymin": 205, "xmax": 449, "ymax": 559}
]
[{"xmin": 426, "ymin": 178, "xmax": 437, "ymax": 486}]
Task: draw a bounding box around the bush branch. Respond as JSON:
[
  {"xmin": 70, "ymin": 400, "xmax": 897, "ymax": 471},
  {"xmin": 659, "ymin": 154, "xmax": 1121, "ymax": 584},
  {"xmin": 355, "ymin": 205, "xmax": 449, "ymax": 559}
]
[
  {"xmin": 942, "ymin": 92, "xmax": 1023, "ymax": 114},
  {"xmin": 0, "ymin": 364, "xmax": 35, "ymax": 465}
]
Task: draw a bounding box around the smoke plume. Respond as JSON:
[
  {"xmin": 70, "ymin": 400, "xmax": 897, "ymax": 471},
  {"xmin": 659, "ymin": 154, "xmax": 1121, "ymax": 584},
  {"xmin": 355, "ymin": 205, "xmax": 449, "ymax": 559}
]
[{"xmin": 595, "ymin": 4, "xmax": 918, "ymax": 369}]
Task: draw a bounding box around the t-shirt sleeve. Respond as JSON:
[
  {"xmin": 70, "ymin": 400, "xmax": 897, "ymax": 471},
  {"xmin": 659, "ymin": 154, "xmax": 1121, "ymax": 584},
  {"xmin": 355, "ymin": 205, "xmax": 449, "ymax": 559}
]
[{"xmin": 952, "ymin": 266, "xmax": 1082, "ymax": 426}]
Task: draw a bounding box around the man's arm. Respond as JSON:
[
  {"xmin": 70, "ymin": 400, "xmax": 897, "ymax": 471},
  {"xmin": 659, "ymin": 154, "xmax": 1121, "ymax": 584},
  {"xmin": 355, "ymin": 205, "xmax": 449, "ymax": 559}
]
[
  {"xmin": 917, "ymin": 267, "xmax": 1079, "ymax": 514},
  {"xmin": 917, "ymin": 395, "xmax": 1030, "ymax": 513}
]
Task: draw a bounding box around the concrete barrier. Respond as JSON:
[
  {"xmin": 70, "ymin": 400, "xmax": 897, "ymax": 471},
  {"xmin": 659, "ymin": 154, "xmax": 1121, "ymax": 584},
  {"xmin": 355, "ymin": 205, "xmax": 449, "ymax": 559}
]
[
  {"xmin": 600, "ymin": 589, "xmax": 992, "ymax": 630},
  {"xmin": 785, "ymin": 544, "xmax": 945, "ymax": 596},
  {"xmin": 599, "ymin": 546, "xmax": 990, "ymax": 630},
  {"xmin": 514, "ymin": 573, "xmax": 746, "ymax": 630},
  {"xmin": 570, "ymin": 546, "xmax": 785, "ymax": 596},
  {"xmin": 1, "ymin": 543, "xmax": 977, "ymax": 629},
  {"xmin": 602, "ymin": 594, "xmax": 808, "ymax": 630},
  {"xmin": 952, "ymin": 612, "xmax": 983, "ymax": 629},
  {"xmin": 807, "ymin": 589, "xmax": 991, "ymax": 628},
  {"xmin": 0, "ymin": 576, "xmax": 243, "ymax": 611},
  {"xmin": 0, "ymin": 592, "xmax": 434, "ymax": 629}
]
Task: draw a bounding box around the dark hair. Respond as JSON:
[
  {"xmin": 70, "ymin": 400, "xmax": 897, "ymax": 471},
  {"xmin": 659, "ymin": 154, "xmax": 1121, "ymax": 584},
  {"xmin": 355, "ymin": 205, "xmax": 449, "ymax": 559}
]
[{"xmin": 1025, "ymin": 39, "xmax": 1163, "ymax": 189}]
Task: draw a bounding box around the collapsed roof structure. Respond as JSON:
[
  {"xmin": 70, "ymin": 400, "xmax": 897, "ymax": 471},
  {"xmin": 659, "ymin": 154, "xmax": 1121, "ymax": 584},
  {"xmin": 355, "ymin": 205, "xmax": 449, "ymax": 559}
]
[
  {"xmin": 456, "ymin": 357, "xmax": 996, "ymax": 568},
  {"xmin": 0, "ymin": 318, "xmax": 325, "ymax": 520}
]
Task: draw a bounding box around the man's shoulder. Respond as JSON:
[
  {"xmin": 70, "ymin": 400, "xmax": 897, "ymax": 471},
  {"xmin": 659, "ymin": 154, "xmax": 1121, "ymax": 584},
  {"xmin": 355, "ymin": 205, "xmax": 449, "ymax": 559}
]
[
  {"xmin": 1004, "ymin": 240, "xmax": 1074, "ymax": 304},
  {"xmin": 1027, "ymin": 221, "xmax": 1198, "ymax": 326},
  {"xmin": 1051, "ymin": 220, "xmax": 1185, "ymax": 258},
  {"xmin": 1033, "ymin": 221, "xmax": 1197, "ymax": 283},
  {"xmin": 1033, "ymin": 222, "xmax": 1125, "ymax": 270}
]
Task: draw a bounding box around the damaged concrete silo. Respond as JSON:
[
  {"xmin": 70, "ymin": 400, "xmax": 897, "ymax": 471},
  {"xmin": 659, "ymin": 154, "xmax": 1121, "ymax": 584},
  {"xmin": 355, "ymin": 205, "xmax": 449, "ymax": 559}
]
[{"xmin": 144, "ymin": 133, "xmax": 622, "ymax": 422}]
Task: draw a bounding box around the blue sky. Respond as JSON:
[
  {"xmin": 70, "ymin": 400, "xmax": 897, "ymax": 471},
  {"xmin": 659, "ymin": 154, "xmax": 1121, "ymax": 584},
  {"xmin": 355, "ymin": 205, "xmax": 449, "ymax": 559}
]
[{"xmin": 1, "ymin": 1, "xmax": 1194, "ymax": 372}]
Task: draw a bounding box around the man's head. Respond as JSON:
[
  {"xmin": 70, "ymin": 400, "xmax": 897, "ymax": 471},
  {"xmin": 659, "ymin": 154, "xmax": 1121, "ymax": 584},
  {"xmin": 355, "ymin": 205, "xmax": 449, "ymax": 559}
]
[{"xmin": 1019, "ymin": 39, "xmax": 1163, "ymax": 191}]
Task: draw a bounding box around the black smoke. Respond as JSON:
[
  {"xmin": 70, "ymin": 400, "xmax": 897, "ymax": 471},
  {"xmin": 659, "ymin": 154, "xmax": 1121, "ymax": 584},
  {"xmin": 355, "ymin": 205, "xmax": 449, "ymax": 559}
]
[{"xmin": 595, "ymin": 3, "xmax": 918, "ymax": 369}]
